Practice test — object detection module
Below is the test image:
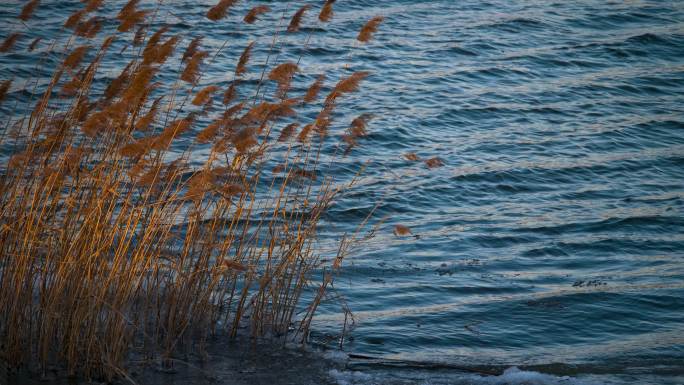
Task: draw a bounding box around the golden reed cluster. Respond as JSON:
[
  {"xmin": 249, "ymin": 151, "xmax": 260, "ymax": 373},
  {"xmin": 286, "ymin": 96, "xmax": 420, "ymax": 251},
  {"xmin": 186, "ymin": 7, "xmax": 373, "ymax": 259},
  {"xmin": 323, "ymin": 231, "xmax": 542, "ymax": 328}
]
[{"xmin": 0, "ymin": 0, "xmax": 383, "ymax": 381}]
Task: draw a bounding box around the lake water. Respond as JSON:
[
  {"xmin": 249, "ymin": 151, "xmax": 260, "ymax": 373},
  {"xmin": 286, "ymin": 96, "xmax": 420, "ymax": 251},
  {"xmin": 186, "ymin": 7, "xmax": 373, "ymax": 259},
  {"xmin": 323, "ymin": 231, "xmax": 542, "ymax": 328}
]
[{"xmin": 1, "ymin": 0, "xmax": 683, "ymax": 384}]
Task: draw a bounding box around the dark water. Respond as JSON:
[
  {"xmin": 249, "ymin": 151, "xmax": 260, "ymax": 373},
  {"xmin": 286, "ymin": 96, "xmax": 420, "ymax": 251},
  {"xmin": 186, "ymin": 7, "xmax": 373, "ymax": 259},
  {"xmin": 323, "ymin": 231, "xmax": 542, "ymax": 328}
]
[{"xmin": 2, "ymin": 0, "xmax": 684, "ymax": 384}]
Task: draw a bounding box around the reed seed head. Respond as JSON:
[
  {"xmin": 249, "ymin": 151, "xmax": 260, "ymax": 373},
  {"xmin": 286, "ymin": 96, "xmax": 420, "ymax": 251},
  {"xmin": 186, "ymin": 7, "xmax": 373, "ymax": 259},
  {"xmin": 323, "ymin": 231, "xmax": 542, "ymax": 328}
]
[
  {"xmin": 19, "ymin": 0, "xmax": 39, "ymax": 21},
  {"xmin": 244, "ymin": 5, "xmax": 270, "ymax": 24},
  {"xmin": 287, "ymin": 5, "xmax": 310, "ymax": 33},
  {"xmin": 0, "ymin": 33, "xmax": 21, "ymax": 53},
  {"xmin": 357, "ymin": 16, "xmax": 384, "ymax": 43},
  {"xmin": 207, "ymin": 0, "xmax": 238, "ymax": 21},
  {"xmin": 319, "ymin": 0, "xmax": 335, "ymax": 23},
  {"xmin": 235, "ymin": 42, "xmax": 254, "ymax": 77}
]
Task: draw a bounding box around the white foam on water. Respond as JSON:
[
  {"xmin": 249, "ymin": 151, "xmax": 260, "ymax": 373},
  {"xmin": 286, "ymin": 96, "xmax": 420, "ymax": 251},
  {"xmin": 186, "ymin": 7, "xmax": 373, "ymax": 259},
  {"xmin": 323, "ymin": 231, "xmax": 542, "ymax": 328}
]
[
  {"xmin": 323, "ymin": 349, "xmax": 350, "ymax": 363},
  {"xmin": 467, "ymin": 367, "xmax": 601, "ymax": 385},
  {"xmin": 329, "ymin": 368, "xmax": 375, "ymax": 385},
  {"xmin": 328, "ymin": 366, "xmax": 606, "ymax": 385}
]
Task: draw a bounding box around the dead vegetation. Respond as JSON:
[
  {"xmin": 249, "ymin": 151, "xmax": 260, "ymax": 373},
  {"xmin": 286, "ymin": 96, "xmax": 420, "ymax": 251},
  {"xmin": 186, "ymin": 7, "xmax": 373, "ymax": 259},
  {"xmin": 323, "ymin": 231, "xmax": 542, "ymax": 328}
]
[{"xmin": 0, "ymin": 0, "xmax": 386, "ymax": 381}]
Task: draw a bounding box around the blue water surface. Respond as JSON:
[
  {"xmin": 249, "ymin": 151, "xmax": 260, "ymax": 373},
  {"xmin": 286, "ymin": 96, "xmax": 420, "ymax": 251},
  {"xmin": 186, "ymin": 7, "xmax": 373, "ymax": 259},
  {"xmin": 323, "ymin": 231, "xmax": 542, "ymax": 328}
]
[{"xmin": 1, "ymin": 1, "xmax": 683, "ymax": 384}]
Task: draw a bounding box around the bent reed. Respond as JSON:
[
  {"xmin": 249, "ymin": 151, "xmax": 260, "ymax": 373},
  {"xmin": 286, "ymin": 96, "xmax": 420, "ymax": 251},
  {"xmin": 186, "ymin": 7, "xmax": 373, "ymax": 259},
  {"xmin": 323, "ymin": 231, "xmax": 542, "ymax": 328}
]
[{"xmin": 0, "ymin": 0, "xmax": 382, "ymax": 381}]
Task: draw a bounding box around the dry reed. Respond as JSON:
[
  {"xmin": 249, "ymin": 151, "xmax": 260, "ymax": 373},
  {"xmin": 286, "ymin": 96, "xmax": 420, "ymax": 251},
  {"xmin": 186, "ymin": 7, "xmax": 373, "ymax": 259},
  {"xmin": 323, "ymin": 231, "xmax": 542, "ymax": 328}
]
[
  {"xmin": 425, "ymin": 157, "xmax": 445, "ymax": 168},
  {"xmin": 192, "ymin": 85, "xmax": 220, "ymax": 106},
  {"xmin": 269, "ymin": 62, "xmax": 299, "ymax": 97},
  {"xmin": 0, "ymin": 0, "xmax": 385, "ymax": 382},
  {"xmin": 358, "ymin": 16, "xmax": 384, "ymax": 43},
  {"xmin": 287, "ymin": 5, "xmax": 311, "ymax": 33},
  {"xmin": 0, "ymin": 33, "xmax": 20, "ymax": 53},
  {"xmin": 84, "ymin": 0, "xmax": 103, "ymax": 13},
  {"xmin": 182, "ymin": 35, "xmax": 203, "ymax": 63},
  {"xmin": 0, "ymin": 80, "xmax": 10, "ymax": 104},
  {"xmin": 235, "ymin": 41, "xmax": 254, "ymax": 77},
  {"xmin": 304, "ymin": 74, "xmax": 325, "ymax": 103},
  {"xmin": 244, "ymin": 5, "xmax": 270, "ymax": 24},
  {"xmin": 207, "ymin": 0, "xmax": 238, "ymax": 21},
  {"xmin": 393, "ymin": 224, "xmax": 412, "ymax": 236},
  {"xmin": 65, "ymin": 9, "xmax": 85, "ymax": 29},
  {"xmin": 223, "ymin": 82, "xmax": 237, "ymax": 105},
  {"xmin": 319, "ymin": 1, "xmax": 336, "ymax": 23},
  {"xmin": 19, "ymin": 0, "xmax": 39, "ymax": 22}
]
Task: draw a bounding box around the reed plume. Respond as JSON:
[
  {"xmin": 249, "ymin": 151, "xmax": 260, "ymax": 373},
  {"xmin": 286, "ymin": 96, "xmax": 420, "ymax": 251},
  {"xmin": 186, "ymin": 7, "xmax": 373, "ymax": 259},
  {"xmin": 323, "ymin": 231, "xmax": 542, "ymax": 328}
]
[
  {"xmin": 65, "ymin": 9, "xmax": 85, "ymax": 29},
  {"xmin": 117, "ymin": 9, "xmax": 148, "ymax": 32},
  {"xmin": 313, "ymin": 104, "xmax": 332, "ymax": 135},
  {"xmin": 182, "ymin": 36, "xmax": 203, "ymax": 62},
  {"xmin": 425, "ymin": 157, "xmax": 444, "ymax": 168},
  {"xmin": 207, "ymin": 0, "xmax": 238, "ymax": 21},
  {"xmin": 74, "ymin": 16, "xmax": 102, "ymax": 38},
  {"xmin": 122, "ymin": 64, "xmax": 157, "ymax": 103},
  {"xmin": 349, "ymin": 113, "xmax": 371, "ymax": 137},
  {"xmin": 235, "ymin": 41, "xmax": 254, "ymax": 77},
  {"xmin": 119, "ymin": 137, "xmax": 150, "ymax": 157},
  {"xmin": 0, "ymin": 33, "xmax": 21, "ymax": 53},
  {"xmin": 221, "ymin": 259, "xmax": 248, "ymax": 272},
  {"xmin": 135, "ymin": 95, "xmax": 163, "ymax": 131},
  {"xmin": 104, "ymin": 61, "xmax": 133, "ymax": 99},
  {"xmin": 151, "ymin": 115, "xmax": 194, "ymax": 150},
  {"xmin": 152, "ymin": 35, "xmax": 180, "ymax": 65},
  {"xmin": 60, "ymin": 73, "xmax": 84, "ymax": 97},
  {"xmin": 296, "ymin": 123, "xmax": 315, "ymax": 142},
  {"xmin": 319, "ymin": 0, "xmax": 335, "ymax": 23},
  {"xmin": 287, "ymin": 5, "xmax": 310, "ymax": 33},
  {"xmin": 143, "ymin": 26, "xmax": 170, "ymax": 61},
  {"xmin": 239, "ymin": 102, "xmax": 289, "ymax": 125},
  {"xmin": 278, "ymin": 122, "xmax": 299, "ymax": 142},
  {"xmin": 192, "ymin": 85, "xmax": 220, "ymax": 106},
  {"xmin": 292, "ymin": 167, "xmax": 317, "ymax": 180},
  {"xmin": 326, "ymin": 71, "xmax": 369, "ymax": 104},
  {"xmin": 232, "ymin": 126, "xmax": 258, "ymax": 152},
  {"xmin": 19, "ymin": 0, "xmax": 39, "ymax": 21},
  {"xmin": 196, "ymin": 120, "xmax": 221, "ymax": 143},
  {"xmin": 393, "ymin": 224, "xmax": 412, "ymax": 236},
  {"xmin": 84, "ymin": 0, "xmax": 103, "ymax": 12},
  {"xmin": 357, "ymin": 16, "xmax": 384, "ymax": 43},
  {"xmin": 181, "ymin": 51, "xmax": 209, "ymax": 84},
  {"xmin": 333, "ymin": 71, "xmax": 369, "ymax": 94},
  {"xmin": 244, "ymin": 5, "xmax": 270, "ymax": 24},
  {"xmin": 304, "ymin": 74, "xmax": 325, "ymax": 103},
  {"xmin": 0, "ymin": 79, "xmax": 10, "ymax": 105},
  {"xmin": 223, "ymin": 82, "xmax": 237, "ymax": 105},
  {"xmin": 63, "ymin": 45, "xmax": 90, "ymax": 69},
  {"xmin": 269, "ymin": 62, "xmax": 299, "ymax": 84},
  {"xmin": 342, "ymin": 114, "xmax": 371, "ymax": 152},
  {"xmin": 117, "ymin": 0, "xmax": 140, "ymax": 20},
  {"xmin": 269, "ymin": 62, "xmax": 298, "ymax": 97},
  {"xmin": 224, "ymin": 101, "xmax": 244, "ymax": 119}
]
